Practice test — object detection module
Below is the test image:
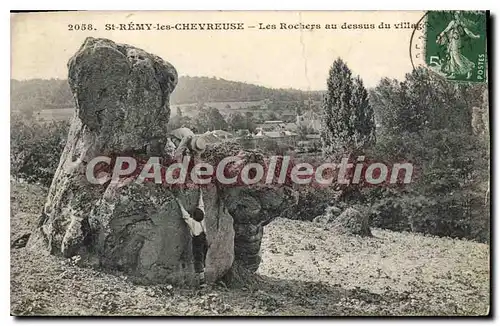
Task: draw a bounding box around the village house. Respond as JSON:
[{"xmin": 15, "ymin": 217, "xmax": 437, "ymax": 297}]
[
  {"xmin": 259, "ymin": 120, "xmax": 286, "ymax": 131},
  {"xmin": 295, "ymin": 111, "xmax": 321, "ymax": 132}
]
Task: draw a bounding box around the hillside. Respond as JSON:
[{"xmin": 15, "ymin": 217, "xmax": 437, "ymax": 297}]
[
  {"xmin": 10, "ymin": 77, "xmax": 324, "ymax": 115},
  {"xmin": 11, "ymin": 181, "xmax": 490, "ymax": 316},
  {"xmin": 170, "ymin": 76, "xmax": 324, "ymax": 104}
]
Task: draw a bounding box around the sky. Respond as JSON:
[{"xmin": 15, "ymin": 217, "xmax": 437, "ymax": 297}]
[{"xmin": 11, "ymin": 11, "xmax": 426, "ymax": 90}]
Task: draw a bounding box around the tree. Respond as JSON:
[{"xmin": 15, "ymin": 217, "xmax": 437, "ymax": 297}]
[
  {"xmin": 227, "ymin": 112, "xmax": 247, "ymax": 130},
  {"xmin": 246, "ymin": 119, "xmax": 257, "ymax": 134},
  {"xmin": 352, "ymin": 77, "xmax": 376, "ymax": 148},
  {"xmin": 194, "ymin": 107, "xmax": 228, "ymax": 131},
  {"xmin": 257, "ymin": 112, "xmax": 265, "ymax": 123},
  {"xmin": 364, "ymin": 68, "xmax": 490, "ymax": 243},
  {"xmin": 176, "ymin": 107, "xmax": 183, "ymax": 117},
  {"xmin": 370, "ymin": 67, "xmax": 486, "ymax": 136},
  {"xmin": 297, "ymin": 125, "xmax": 311, "ymax": 141},
  {"xmin": 245, "ymin": 112, "xmax": 257, "ymax": 133},
  {"xmin": 266, "ymin": 111, "xmax": 279, "ymax": 121},
  {"xmin": 10, "ymin": 79, "xmax": 75, "ymax": 116},
  {"xmin": 321, "ymin": 58, "xmax": 375, "ymax": 155},
  {"xmin": 167, "ymin": 115, "xmax": 195, "ymax": 131},
  {"xmin": 295, "ymin": 105, "xmax": 303, "ymax": 116}
]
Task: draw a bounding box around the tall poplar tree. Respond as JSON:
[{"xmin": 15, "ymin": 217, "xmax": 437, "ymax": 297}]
[{"xmin": 321, "ymin": 58, "xmax": 375, "ymax": 155}]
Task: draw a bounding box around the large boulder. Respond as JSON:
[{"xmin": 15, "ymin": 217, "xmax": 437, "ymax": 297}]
[
  {"xmin": 222, "ymin": 186, "xmax": 295, "ymax": 272},
  {"xmin": 87, "ymin": 184, "xmax": 236, "ymax": 285},
  {"xmin": 28, "ymin": 37, "xmax": 295, "ymax": 286},
  {"xmin": 28, "ymin": 37, "xmax": 223, "ymax": 285},
  {"xmin": 200, "ymin": 141, "xmax": 298, "ymax": 281},
  {"xmin": 66, "ymin": 38, "xmax": 176, "ymax": 153}
]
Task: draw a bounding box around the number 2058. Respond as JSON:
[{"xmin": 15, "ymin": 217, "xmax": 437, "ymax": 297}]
[{"xmin": 68, "ymin": 24, "xmax": 95, "ymax": 31}]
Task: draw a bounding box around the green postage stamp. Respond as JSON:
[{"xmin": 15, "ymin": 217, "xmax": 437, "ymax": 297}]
[{"xmin": 425, "ymin": 11, "xmax": 487, "ymax": 83}]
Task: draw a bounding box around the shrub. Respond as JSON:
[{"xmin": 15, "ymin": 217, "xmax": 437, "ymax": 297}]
[
  {"xmin": 11, "ymin": 114, "xmax": 69, "ymax": 186},
  {"xmin": 281, "ymin": 186, "xmax": 341, "ymax": 221},
  {"xmin": 363, "ymin": 130, "xmax": 490, "ymax": 243}
]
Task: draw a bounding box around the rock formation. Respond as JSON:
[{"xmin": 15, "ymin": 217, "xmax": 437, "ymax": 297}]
[{"xmin": 28, "ymin": 37, "xmax": 296, "ymax": 286}]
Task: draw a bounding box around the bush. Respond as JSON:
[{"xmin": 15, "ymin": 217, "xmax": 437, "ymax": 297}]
[
  {"xmin": 11, "ymin": 115, "xmax": 69, "ymax": 186},
  {"xmin": 281, "ymin": 181, "xmax": 345, "ymax": 222},
  {"xmin": 363, "ymin": 130, "xmax": 490, "ymax": 243},
  {"xmin": 260, "ymin": 138, "xmax": 292, "ymax": 156}
]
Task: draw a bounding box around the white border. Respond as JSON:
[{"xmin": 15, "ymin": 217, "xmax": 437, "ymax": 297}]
[{"xmin": 4, "ymin": 0, "xmax": 498, "ymax": 325}]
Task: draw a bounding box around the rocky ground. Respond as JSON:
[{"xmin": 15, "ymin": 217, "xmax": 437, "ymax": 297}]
[{"xmin": 10, "ymin": 181, "xmax": 490, "ymax": 316}]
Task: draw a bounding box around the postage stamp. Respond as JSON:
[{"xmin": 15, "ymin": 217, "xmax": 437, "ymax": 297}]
[{"xmin": 424, "ymin": 10, "xmax": 488, "ymax": 83}]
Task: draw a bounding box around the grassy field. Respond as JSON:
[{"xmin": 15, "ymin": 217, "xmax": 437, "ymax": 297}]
[{"xmin": 10, "ymin": 181, "xmax": 490, "ymax": 316}]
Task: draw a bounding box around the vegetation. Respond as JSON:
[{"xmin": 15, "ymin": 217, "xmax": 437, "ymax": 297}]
[
  {"xmin": 9, "ymin": 65, "xmax": 490, "ymax": 243},
  {"xmin": 227, "ymin": 112, "xmax": 248, "ymax": 131},
  {"xmin": 11, "ymin": 79, "xmax": 74, "ymax": 117},
  {"xmin": 9, "ymin": 68, "xmax": 490, "ymax": 317},
  {"xmin": 192, "ymin": 106, "xmax": 228, "ymax": 132},
  {"xmin": 321, "ymin": 59, "xmax": 376, "ymax": 156},
  {"xmin": 364, "ymin": 130, "xmax": 489, "ymax": 242},
  {"xmin": 10, "ymin": 114, "xmax": 69, "ymax": 186},
  {"xmin": 11, "ymin": 77, "xmax": 324, "ymax": 117},
  {"xmin": 286, "ymin": 63, "xmax": 490, "ymax": 244},
  {"xmin": 370, "ymin": 68, "xmax": 484, "ymax": 134},
  {"xmin": 365, "ymin": 68, "xmax": 489, "ymax": 243},
  {"xmin": 170, "ymin": 76, "xmax": 323, "ymax": 104}
]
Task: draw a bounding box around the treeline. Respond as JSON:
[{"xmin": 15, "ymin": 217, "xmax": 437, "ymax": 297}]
[
  {"xmin": 366, "ymin": 68, "xmax": 489, "ymax": 242},
  {"xmin": 11, "ymin": 76, "xmax": 324, "ymax": 116},
  {"xmin": 169, "ymin": 106, "xmax": 258, "ymax": 133},
  {"xmin": 11, "ymin": 79, "xmax": 74, "ymax": 114},
  {"xmin": 170, "ymin": 76, "xmax": 324, "ymax": 103},
  {"xmin": 313, "ymin": 59, "xmax": 490, "ymax": 243}
]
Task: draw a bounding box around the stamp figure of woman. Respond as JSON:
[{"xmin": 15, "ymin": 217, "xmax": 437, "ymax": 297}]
[{"xmin": 436, "ymin": 11, "xmax": 480, "ymax": 79}]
